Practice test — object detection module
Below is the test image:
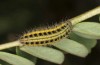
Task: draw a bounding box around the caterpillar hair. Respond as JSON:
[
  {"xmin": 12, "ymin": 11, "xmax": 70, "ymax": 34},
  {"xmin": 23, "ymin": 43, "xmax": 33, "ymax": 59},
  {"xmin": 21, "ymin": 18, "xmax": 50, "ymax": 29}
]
[{"xmin": 19, "ymin": 20, "xmax": 72, "ymax": 46}]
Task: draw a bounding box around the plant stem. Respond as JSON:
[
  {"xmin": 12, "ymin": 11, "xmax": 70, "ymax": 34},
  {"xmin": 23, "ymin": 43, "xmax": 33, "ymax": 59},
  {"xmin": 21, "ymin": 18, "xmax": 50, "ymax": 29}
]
[
  {"xmin": 0, "ymin": 6, "xmax": 100, "ymax": 50},
  {"xmin": 0, "ymin": 41, "xmax": 22, "ymax": 50},
  {"xmin": 70, "ymin": 6, "xmax": 100, "ymax": 25}
]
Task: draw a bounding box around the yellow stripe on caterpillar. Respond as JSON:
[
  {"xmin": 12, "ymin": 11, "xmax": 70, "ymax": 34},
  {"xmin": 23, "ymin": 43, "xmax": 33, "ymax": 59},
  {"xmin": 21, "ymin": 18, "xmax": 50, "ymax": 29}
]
[
  {"xmin": 20, "ymin": 24, "xmax": 68, "ymax": 40},
  {"xmin": 19, "ymin": 20, "xmax": 72, "ymax": 46},
  {"xmin": 22, "ymin": 29, "xmax": 68, "ymax": 46},
  {"xmin": 21, "ymin": 21, "xmax": 71, "ymax": 39}
]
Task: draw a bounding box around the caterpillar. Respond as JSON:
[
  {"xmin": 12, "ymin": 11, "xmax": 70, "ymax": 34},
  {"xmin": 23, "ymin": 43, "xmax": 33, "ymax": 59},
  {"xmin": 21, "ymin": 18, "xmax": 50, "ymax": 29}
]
[{"xmin": 19, "ymin": 20, "xmax": 72, "ymax": 46}]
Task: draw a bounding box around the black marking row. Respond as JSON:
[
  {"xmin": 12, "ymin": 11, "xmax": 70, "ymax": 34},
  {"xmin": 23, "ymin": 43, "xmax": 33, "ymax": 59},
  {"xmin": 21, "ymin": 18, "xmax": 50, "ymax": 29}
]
[
  {"xmin": 19, "ymin": 21, "xmax": 72, "ymax": 46},
  {"xmin": 20, "ymin": 23, "xmax": 68, "ymax": 39},
  {"xmin": 21, "ymin": 30, "xmax": 70, "ymax": 46}
]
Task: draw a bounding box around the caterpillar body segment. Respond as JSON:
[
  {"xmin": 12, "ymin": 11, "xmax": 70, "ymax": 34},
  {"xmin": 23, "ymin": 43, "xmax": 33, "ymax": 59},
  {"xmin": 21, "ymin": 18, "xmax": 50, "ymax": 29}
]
[{"xmin": 19, "ymin": 20, "xmax": 72, "ymax": 46}]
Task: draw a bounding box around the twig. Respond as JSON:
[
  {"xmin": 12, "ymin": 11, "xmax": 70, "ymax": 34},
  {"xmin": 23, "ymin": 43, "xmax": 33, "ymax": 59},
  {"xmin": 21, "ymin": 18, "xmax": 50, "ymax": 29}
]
[
  {"xmin": 0, "ymin": 6, "xmax": 100, "ymax": 50},
  {"xmin": 70, "ymin": 6, "xmax": 100, "ymax": 25},
  {"xmin": 0, "ymin": 41, "xmax": 22, "ymax": 50}
]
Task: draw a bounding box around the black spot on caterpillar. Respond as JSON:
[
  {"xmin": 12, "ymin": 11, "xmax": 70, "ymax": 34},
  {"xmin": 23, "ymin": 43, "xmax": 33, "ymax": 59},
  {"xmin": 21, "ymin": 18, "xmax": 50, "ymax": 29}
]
[{"xmin": 19, "ymin": 20, "xmax": 72, "ymax": 46}]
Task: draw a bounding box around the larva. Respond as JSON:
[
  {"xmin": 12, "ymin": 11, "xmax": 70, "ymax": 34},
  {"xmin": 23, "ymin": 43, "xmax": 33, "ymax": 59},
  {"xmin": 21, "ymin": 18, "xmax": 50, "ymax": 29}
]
[{"xmin": 19, "ymin": 20, "xmax": 72, "ymax": 46}]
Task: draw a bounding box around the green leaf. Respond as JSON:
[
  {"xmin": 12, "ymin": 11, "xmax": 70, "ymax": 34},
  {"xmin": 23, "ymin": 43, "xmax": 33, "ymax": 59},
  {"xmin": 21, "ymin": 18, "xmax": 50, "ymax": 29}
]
[
  {"xmin": 53, "ymin": 38, "xmax": 89, "ymax": 57},
  {"xmin": 16, "ymin": 47, "xmax": 37, "ymax": 64},
  {"xmin": 20, "ymin": 46, "xmax": 64, "ymax": 64},
  {"xmin": 69, "ymin": 32, "xmax": 97, "ymax": 52},
  {"xmin": 0, "ymin": 52, "xmax": 35, "ymax": 65},
  {"xmin": 0, "ymin": 59, "xmax": 11, "ymax": 65},
  {"xmin": 73, "ymin": 22, "xmax": 100, "ymax": 39}
]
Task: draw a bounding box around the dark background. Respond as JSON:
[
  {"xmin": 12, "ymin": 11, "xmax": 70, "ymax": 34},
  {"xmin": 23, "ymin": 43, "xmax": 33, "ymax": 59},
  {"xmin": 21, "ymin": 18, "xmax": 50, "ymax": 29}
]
[{"xmin": 0, "ymin": 0, "xmax": 100, "ymax": 65}]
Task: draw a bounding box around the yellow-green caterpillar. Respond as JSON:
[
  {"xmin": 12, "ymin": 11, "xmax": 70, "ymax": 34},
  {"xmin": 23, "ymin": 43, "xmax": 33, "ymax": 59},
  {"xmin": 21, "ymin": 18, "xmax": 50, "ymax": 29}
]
[{"xmin": 19, "ymin": 20, "xmax": 72, "ymax": 46}]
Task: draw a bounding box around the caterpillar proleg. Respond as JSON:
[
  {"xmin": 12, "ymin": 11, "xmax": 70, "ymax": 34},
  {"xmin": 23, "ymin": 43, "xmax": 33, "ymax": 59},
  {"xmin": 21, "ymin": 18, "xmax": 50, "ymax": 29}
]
[{"xmin": 19, "ymin": 20, "xmax": 72, "ymax": 46}]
